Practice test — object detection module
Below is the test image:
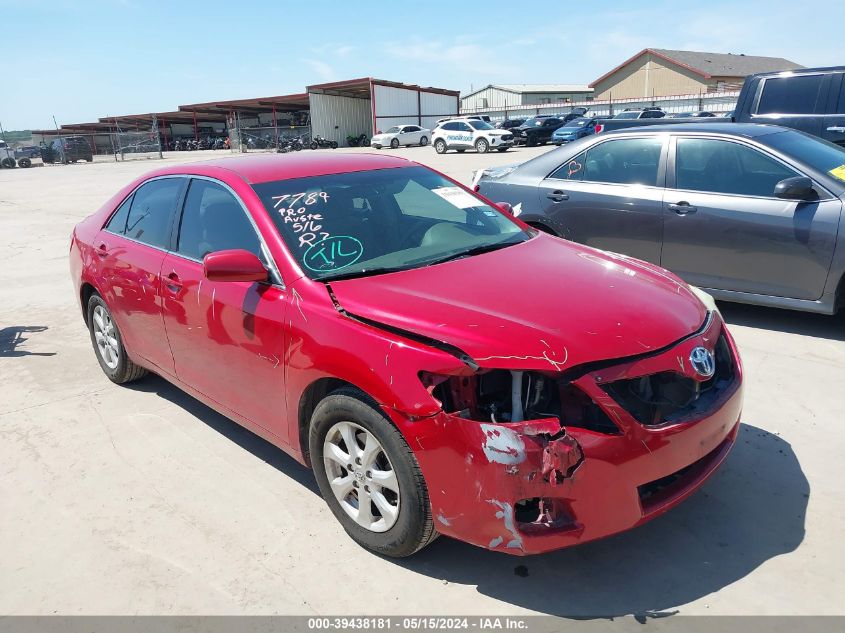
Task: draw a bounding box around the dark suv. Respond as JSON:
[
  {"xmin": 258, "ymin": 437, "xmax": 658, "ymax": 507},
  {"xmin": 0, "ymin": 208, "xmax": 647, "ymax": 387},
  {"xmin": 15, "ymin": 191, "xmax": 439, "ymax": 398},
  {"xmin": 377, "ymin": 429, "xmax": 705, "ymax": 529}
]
[
  {"xmin": 514, "ymin": 116, "xmax": 564, "ymax": 146},
  {"xmin": 50, "ymin": 137, "xmax": 93, "ymax": 164}
]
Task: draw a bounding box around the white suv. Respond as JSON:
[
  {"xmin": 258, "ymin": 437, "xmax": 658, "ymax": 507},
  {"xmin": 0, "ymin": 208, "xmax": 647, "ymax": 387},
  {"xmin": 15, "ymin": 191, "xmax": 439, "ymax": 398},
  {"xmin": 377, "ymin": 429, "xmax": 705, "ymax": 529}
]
[{"xmin": 431, "ymin": 119, "xmax": 514, "ymax": 154}]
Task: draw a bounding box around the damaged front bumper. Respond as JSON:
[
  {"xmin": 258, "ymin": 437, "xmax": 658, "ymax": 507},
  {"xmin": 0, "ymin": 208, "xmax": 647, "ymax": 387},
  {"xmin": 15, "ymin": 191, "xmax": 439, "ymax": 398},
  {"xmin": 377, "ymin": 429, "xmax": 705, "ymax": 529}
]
[{"xmin": 386, "ymin": 314, "xmax": 744, "ymax": 555}]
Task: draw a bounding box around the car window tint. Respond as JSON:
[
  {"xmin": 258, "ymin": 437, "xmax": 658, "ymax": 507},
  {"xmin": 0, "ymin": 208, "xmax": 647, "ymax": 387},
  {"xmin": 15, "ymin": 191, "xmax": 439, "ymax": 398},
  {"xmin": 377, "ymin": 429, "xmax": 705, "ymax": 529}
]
[
  {"xmin": 105, "ymin": 195, "xmax": 133, "ymax": 234},
  {"xmin": 125, "ymin": 178, "xmax": 182, "ymax": 248},
  {"xmin": 837, "ymin": 75, "xmax": 845, "ymax": 114},
  {"xmin": 457, "ymin": 123, "xmax": 472, "ymax": 132},
  {"xmin": 550, "ymin": 150, "xmax": 588, "ymax": 181},
  {"xmin": 578, "ymin": 138, "xmax": 663, "ymax": 186},
  {"xmin": 675, "ymin": 138, "xmax": 799, "ymax": 197},
  {"xmin": 177, "ymin": 179, "xmax": 263, "ymax": 261},
  {"xmin": 757, "ymin": 75, "xmax": 823, "ymax": 115}
]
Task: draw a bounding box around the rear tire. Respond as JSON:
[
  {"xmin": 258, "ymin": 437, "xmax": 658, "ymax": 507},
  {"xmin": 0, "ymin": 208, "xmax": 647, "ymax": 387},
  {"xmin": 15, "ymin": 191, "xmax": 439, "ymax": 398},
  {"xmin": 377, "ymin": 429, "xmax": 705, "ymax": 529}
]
[
  {"xmin": 87, "ymin": 294, "xmax": 147, "ymax": 384},
  {"xmin": 19, "ymin": 157, "xmax": 32, "ymax": 167},
  {"xmin": 419, "ymin": 136, "xmax": 428, "ymax": 146},
  {"xmin": 1, "ymin": 157, "xmax": 15, "ymax": 168},
  {"xmin": 310, "ymin": 141, "xmax": 319, "ymax": 150},
  {"xmin": 309, "ymin": 388, "xmax": 437, "ymax": 558},
  {"xmin": 434, "ymin": 139, "xmax": 447, "ymax": 154},
  {"xmin": 330, "ymin": 141, "xmax": 338, "ymax": 149}
]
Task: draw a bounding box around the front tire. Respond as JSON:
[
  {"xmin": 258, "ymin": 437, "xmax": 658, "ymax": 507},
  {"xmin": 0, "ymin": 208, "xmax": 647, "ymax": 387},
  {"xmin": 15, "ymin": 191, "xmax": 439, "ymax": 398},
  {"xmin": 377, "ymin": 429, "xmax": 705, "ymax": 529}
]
[
  {"xmin": 87, "ymin": 294, "xmax": 147, "ymax": 384},
  {"xmin": 310, "ymin": 388, "xmax": 437, "ymax": 557},
  {"xmin": 19, "ymin": 157, "xmax": 32, "ymax": 167},
  {"xmin": 390, "ymin": 138, "xmax": 399, "ymax": 149},
  {"xmin": 475, "ymin": 138, "xmax": 489, "ymax": 153},
  {"xmin": 434, "ymin": 139, "xmax": 447, "ymax": 154},
  {"xmin": 310, "ymin": 141, "xmax": 319, "ymax": 150}
]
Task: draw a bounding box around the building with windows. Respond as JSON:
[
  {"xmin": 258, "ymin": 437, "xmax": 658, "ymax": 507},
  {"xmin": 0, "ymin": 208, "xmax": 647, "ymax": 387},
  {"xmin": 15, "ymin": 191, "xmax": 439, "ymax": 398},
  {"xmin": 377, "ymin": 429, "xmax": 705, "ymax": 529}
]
[{"xmin": 589, "ymin": 49, "xmax": 803, "ymax": 100}]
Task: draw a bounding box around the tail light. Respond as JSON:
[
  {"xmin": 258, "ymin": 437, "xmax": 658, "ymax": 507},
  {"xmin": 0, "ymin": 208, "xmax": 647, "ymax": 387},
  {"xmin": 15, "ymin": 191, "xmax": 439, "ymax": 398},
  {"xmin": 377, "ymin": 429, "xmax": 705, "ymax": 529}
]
[{"xmin": 594, "ymin": 124, "xmax": 604, "ymax": 134}]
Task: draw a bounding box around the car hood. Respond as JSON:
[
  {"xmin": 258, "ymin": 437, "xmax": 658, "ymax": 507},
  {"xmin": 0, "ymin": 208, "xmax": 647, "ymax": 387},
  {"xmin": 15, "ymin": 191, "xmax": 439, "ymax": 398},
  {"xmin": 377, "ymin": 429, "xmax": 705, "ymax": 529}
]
[
  {"xmin": 328, "ymin": 235, "xmax": 707, "ymax": 372},
  {"xmin": 553, "ymin": 128, "xmax": 581, "ymax": 136}
]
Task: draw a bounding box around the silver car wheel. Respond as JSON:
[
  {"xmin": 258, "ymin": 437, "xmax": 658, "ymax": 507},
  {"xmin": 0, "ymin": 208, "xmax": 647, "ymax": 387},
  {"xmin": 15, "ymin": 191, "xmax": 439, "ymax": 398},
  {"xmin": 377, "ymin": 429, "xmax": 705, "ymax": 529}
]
[
  {"xmin": 323, "ymin": 420, "xmax": 400, "ymax": 532},
  {"xmin": 92, "ymin": 305, "xmax": 120, "ymax": 369}
]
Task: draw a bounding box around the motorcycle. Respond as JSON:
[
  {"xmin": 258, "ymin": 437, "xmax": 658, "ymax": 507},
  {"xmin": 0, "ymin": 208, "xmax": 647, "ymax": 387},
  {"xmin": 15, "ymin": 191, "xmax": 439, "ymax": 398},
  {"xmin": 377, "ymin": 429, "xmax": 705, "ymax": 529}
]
[
  {"xmin": 277, "ymin": 136, "xmax": 305, "ymax": 153},
  {"xmin": 346, "ymin": 133, "xmax": 370, "ymax": 147},
  {"xmin": 310, "ymin": 135, "xmax": 338, "ymax": 150}
]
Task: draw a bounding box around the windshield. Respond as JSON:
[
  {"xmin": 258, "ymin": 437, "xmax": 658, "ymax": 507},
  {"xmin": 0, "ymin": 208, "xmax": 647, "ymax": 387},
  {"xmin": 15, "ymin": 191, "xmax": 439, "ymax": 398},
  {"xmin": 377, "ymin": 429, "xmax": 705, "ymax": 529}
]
[
  {"xmin": 614, "ymin": 112, "xmax": 639, "ymax": 119},
  {"xmin": 564, "ymin": 118, "xmax": 589, "ymax": 127},
  {"xmin": 468, "ymin": 120, "xmax": 494, "ymax": 130},
  {"xmin": 253, "ymin": 166, "xmax": 529, "ymax": 280},
  {"xmin": 384, "ymin": 127, "xmax": 401, "ymax": 134},
  {"xmin": 765, "ymin": 130, "xmax": 845, "ymax": 184},
  {"xmin": 522, "ymin": 118, "xmax": 545, "ymax": 127}
]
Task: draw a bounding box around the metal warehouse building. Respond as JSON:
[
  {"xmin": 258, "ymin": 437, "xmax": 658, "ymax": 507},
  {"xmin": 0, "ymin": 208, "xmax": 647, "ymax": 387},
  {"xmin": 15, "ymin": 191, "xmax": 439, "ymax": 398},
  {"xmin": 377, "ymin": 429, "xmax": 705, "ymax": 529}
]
[
  {"xmin": 32, "ymin": 77, "xmax": 459, "ymax": 153},
  {"xmin": 308, "ymin": 78, "xmax": 460, "ymax": 143},
  {"xmin": 460, "ymin": 84, "xmax": 593, "ymax": 112}
]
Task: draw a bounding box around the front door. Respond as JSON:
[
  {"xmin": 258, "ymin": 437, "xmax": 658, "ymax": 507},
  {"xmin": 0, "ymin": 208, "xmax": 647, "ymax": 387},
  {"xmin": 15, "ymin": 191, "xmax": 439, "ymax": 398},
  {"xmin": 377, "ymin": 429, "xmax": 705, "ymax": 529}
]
[
  {"xmin": 96, "ymin": 177, "xmax": 185, "ymax": 374},
  {"xmin": 820, "ymin": 72, "xmax": 845, "ymax": 147},
  {"xmin": 160, "ymin": 178, "xmax": 288, "ymax": 436},
  {"xmin": 661, "ymin": 136, "xmax": 841, "ymax": 300},
  {"xmin": 536, "ymin": 136, "xmax": 666, "ymax": 264}
]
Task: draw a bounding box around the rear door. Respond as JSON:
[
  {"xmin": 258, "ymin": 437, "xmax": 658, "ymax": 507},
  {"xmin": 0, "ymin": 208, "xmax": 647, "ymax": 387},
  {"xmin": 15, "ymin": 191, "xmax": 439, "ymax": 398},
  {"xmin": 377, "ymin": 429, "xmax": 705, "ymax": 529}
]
[
  {"xmin": 821, "ymin": 72, "xmax": 845, "ymax": 147},
  {"xmin": 535, "ymin": 135, "xmax": 667, "ymax": 264},
  {"xmin": 661, "ymin": 135, "xmax": 841, "ymax": 300},
  {"xmin": 95, "ymin": 177, "xmax": 185, "ymax": 375}
]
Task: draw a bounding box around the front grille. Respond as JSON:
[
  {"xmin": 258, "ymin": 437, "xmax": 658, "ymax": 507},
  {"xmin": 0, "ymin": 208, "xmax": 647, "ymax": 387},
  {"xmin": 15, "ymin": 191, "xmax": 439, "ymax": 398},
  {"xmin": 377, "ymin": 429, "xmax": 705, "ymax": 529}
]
[
  {"xmin": 601, "ymin": 333, "xmax": 735, "ymax": 426},
  {"xmin": 502, "ymin": 134, "xmax": 513, "ymax": 141}
]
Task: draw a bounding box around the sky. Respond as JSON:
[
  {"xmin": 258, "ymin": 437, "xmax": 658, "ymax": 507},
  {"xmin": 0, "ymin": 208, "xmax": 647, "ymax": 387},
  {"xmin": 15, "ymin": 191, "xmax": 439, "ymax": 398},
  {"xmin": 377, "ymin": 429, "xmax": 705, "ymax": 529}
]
[{"xmin": 1, "ymin": 0, "xmax": 842, "ymax": 130}]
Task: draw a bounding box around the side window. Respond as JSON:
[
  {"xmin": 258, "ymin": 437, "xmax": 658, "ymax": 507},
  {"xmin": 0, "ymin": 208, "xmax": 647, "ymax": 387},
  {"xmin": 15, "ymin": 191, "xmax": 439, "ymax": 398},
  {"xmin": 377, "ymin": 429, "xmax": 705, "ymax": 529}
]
[
  {"xmin": 441, "ymin": 122, "xmax": 458, "ymax": 131},
  {"xmin": 837, "ymin": 74, "xmax": 845, "ymax": 114},
  {"xmin": 550, "ymin": 151, "xmax": 588, "ymax": 181},
  {"xmin": 177, "ymin": 179, "xmax": 263, "ymax": 261},
  {"xmin": 105, "ymin": 195, "xmax": 133, "ymax": 234},
  {"xmin": 575, "ymin": 138, "xmax": 663, "ymax": 186},
  {"xmin": 675, "ymin": 138, "xmax": 799, "ymax": 197},
  {"xmin": 457, "ymin": 123, "xmax": 472, "ymax": 132},
  {"xmin": 125, "ymin": 178, "xmax": 182, "ymax": 248},
  {"xmin": 757, "ymin": 75, "xmax": 824, "ymax": 115}
]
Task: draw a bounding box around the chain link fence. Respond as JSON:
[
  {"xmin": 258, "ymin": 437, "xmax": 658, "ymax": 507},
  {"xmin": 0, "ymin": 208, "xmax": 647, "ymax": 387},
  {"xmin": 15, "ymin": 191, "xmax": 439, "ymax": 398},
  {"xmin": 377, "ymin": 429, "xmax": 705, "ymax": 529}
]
[{"xmin": 229, "ymin": 110, "xmax": 310, "ymax": 153}]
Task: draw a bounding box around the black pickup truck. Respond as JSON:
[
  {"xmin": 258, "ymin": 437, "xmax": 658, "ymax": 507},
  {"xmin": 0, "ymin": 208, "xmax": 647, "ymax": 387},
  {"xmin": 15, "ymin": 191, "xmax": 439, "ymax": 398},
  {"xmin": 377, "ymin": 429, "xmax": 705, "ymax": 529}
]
[{"xmin": 594, "ymin": 66, "xmax": 845, "ymax": 146}]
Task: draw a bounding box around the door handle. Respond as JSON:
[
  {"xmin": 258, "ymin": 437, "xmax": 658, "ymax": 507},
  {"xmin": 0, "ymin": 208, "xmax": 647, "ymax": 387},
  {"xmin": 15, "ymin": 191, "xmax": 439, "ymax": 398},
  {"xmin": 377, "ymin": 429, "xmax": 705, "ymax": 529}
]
[
  {"xmin": 164, "ymin": 271, "xmax": 183, "ymax": 293},
  {"xmin": 96, "ymin": 243, "xmax": 108, "ymax": 257},
  {"xmin": 547, "ymin": 190, "xmax": 569, "ymax": 202},
  {"xmin": 668, "ymin": 202, "xmax": 697, "ymax": 215},
  {"xmin": 826, "ymin": 126, "xmax": 845, "ymax": 133}
]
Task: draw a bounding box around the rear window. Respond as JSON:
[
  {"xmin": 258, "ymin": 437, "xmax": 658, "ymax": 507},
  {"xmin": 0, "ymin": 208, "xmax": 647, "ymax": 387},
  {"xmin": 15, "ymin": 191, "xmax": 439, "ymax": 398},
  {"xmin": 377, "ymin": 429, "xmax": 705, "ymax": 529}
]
[{"xmin": 757, "ymin": 75, "xmax": 824, "ymax": 115}]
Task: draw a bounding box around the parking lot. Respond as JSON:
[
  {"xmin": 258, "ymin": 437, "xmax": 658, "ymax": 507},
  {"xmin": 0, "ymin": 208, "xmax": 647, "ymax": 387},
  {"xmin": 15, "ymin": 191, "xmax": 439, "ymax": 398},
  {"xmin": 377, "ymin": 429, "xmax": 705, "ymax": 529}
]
[{"xmin": 1, "ymin": 145, "xmax": 843, "ymax": 617}]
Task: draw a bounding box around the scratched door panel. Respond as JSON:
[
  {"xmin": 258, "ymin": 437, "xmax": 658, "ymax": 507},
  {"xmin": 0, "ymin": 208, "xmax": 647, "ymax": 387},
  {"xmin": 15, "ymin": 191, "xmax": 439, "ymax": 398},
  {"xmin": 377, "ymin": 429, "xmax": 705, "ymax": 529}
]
[{"xmin": 159, "ymin": 253, "xmax": 288, "ymax": 434}]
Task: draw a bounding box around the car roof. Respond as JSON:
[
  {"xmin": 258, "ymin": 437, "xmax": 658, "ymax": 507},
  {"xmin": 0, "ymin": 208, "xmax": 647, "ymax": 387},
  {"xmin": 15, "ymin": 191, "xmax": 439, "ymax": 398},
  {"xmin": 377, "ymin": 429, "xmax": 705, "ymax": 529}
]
[
  {"xmin": 148, "ymin": 152, "xmax": 414, "ymax": 184},
  {"xmin": 606, "ymin": 122, "xmax": 785, "ymax": 137}
]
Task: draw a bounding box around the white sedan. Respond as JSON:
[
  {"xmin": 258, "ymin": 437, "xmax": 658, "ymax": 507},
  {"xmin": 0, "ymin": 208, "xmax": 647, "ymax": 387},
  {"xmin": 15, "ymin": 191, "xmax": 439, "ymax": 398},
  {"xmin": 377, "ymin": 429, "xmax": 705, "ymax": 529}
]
[{"xmin": 370, "ymin": 125, "xmax": 431, "ymax": 149}]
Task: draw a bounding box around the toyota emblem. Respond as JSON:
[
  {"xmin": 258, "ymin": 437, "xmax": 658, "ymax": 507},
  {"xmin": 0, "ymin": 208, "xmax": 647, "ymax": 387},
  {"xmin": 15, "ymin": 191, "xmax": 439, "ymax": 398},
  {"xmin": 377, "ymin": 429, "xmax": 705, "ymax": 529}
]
[{"xmin": 689, "ymin": 347, "xmax": 716, "ymax": 378}]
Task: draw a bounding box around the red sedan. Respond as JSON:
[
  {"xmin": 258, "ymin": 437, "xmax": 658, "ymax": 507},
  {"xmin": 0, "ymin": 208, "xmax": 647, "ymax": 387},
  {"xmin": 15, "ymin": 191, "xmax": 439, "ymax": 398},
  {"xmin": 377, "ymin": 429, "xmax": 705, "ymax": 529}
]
[{"xmin": 69, "ymin": 153, "xmax": 743, "ymax": 556}]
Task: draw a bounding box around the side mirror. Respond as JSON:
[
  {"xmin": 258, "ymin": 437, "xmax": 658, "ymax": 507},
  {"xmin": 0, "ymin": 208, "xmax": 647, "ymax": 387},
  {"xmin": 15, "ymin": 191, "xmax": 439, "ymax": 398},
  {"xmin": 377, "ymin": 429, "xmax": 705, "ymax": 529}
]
[
  {"xmin": 497, "ymin": 202, "xmax": 514, "ymax": 215},
  {"xmin": 203, "ymin": 249, "xmax": 268, "ymax": 283},
  {"xmin": 774, "ymin": 176, "xmax": 817, "ymax": 201}
]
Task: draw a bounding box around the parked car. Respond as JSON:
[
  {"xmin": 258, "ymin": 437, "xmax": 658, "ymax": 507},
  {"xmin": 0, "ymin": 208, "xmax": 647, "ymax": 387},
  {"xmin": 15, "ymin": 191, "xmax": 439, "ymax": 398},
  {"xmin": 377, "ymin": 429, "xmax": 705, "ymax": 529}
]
[
  {"xmin": 14, "ymin": 145, "xmax": 41, "ymax": 159},
  {"xmin": 667, "ymin": 111, "xmax": 716, "ymax": 118},
  {"xmin": 432, "ymin": 119, "xmax": 513, "ymax": 153},
  {"xmin": 50, "ymin": 136, "xmax": 93, "ymax": 163},
  {"xmin": 475, "ymin": 123, "xmax": 845, "ymax": 314},
  {"xmin": 435, "ymin": 115, "xmax": 491, "ymax": 126},
  {"xmin": 513, "ymin": 116, "xmax": 565, "ymax": 146},
  {"xmin": 595, "ymin": 66, "xmax": 845, "ymax": 145},
  {"xmin": 551, "ymin": 116, "xmax": 613, "ymax": 145},
  {"xmin": 612, "ymin": 107, "xmax": 665, "ymax": 120},
  {"xmin": 495, "ymin": 118, "xmax": 526, "ymax": 130},
  {"xmin": 370, "ymin": 125, "xmax": 431, "ymax": 149},
  {"xmin": 69, "ymin": 153, "xmax": 742, "ymax": 556}
]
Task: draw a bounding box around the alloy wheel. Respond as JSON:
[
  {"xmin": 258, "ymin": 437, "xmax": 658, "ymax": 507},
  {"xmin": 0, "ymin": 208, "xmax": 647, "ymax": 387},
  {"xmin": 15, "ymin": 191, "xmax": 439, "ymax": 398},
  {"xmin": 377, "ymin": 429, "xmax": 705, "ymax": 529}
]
[
  {"xmin": 92, "ymin": 305, "xmax": 120, "ymax": 369},
  {"xmin": 323, "ymin": 420, "xmax": 400, "ymax": 532}
]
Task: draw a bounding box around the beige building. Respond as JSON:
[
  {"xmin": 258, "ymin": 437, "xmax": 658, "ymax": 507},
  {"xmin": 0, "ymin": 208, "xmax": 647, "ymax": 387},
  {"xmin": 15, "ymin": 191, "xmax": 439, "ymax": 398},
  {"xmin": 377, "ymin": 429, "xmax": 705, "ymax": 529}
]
[{"xmin": 590, "ymin": 49, "xmax": 802, "ymax": 100}]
